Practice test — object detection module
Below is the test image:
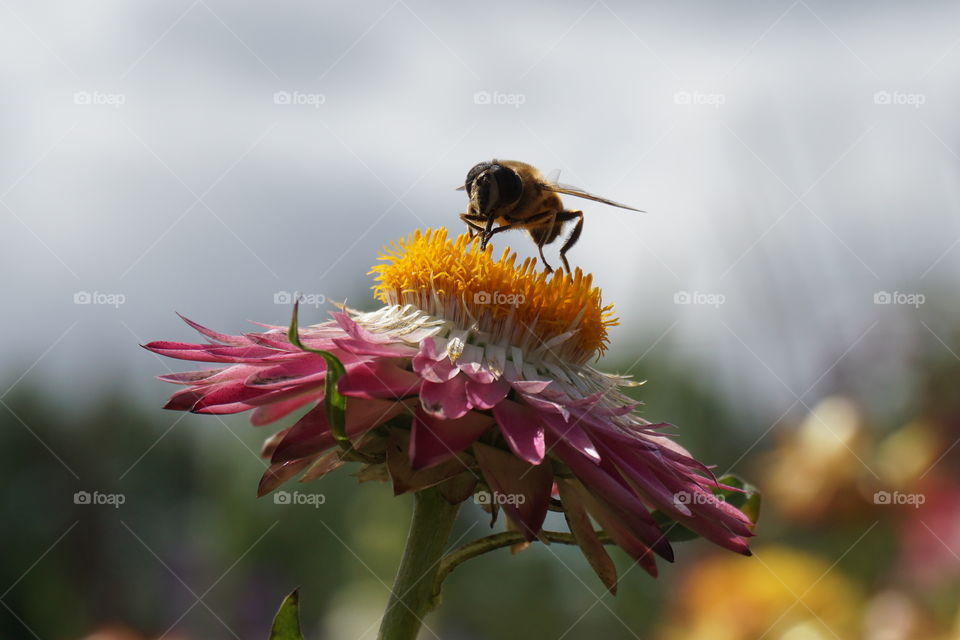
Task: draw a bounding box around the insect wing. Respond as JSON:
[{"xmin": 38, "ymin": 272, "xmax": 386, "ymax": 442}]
[{"xmin": 542, "ymin": 181, "xmax": 643, "ymax": 212}]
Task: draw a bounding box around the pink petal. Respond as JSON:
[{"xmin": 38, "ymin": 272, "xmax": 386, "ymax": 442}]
[
  {"xmin": 250, "ymin": 393, "xmax": 321, "ymax": 426},
  {"xmin": 540, "ymin": 411, "xmax": 600, "ymax": 462},
  {"xmin": 420, "ymin": 376, "xmax": 470, "ymax": 420},
  {"xmin": 272, "ymin": 398, "xmax": 405, "ymax": 463},
  {"xmin": 492, "ymin": 399, "xmax": 546, "ymax": 465},
  {"xmin": 411, "ymin": 338, "xmax": 459, "ymax": 383},
  {"xmin": 338, "ymin": 361, "xmax": 421, "ymax": 399},
  {"xmin": 177, "ymin": 314, "xmax": 251, "ymax": 346},
  {"xmin": 409, "ymin": 407, "xmax": 493, "ymax": 470},
  {"xmin": 473, "ymin": 442, "xmax": 553, "ymax": 541},
  {"xmin": 465, "ymin": 378, "xmax": 509, "ymax": 410}
]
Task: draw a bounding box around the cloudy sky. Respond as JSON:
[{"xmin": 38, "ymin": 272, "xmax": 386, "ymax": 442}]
[{"xmin": 1, "ymin": 0, "xmax": 958, "ymax": 420}]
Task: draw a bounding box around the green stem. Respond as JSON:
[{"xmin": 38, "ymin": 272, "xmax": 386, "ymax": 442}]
[
  {"xmin": 433, "ymin": 530, "xmax": 614, "ymax": 600},
  {"xmin": 378, "ymin": 486, "xmax": 461, "ymax": 640}
]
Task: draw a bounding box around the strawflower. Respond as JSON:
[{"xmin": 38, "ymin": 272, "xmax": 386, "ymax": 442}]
[{"xmin": 147, "ymin": 228, "xmax": 756, "ymax": 639}]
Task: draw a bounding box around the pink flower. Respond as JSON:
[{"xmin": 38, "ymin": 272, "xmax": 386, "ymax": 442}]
[{"xmin": 147, "ymin": 229, "xmax": 754, "ymax": 583}]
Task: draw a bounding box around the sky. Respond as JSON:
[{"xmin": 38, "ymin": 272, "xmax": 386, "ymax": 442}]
[{"xmin": 1, "ymin": 0, "xmax": 958, "ymax": 422}]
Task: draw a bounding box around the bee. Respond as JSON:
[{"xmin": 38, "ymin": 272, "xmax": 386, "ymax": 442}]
[{"xmin": 457, "ymin": 159, "xmax": 642, "ymax": 273}]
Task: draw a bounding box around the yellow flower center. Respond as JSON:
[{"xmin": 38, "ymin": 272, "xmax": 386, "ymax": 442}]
[{"xmin": 370, "ymin": 229, "xmax": 617, "ymax": 363}]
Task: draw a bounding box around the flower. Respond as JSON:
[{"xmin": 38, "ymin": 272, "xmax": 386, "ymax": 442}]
[
  {"xmin": 146, "ymin": 228, "xmax": 754, "ymax": 582},
  {"xmin": 658, "ymin": 546, "xmax": 864, "ymax": 640}
]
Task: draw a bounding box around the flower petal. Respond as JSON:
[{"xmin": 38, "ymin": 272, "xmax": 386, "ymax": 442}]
[
  {"xmin": 465, "ymin": 377, "xmax": 509, "ymax": 410},
  {"xmin": 473, "ymin": 442, "xmax": 553, "ymax": 541},
  {"xmin": 409, "ymin": 407, "xmax": 493, "ymax": 470},
  {"xmin": 492, "ymin": 398, "xmax": 546, "ymax": 465},
  {"xmin": 272, "ymin": 398, "xmax": 404, "ymax": 463},
  {"xmin": 411, "ymin": 337, "xmax": 459, "ymax": 383},
  {"xmin": 420, "ymin": 376, "xmax": 470, "ymax": 419},
  {"xmin": 338, "ymin": 361, "xmax": 421, "ymax": 400}
]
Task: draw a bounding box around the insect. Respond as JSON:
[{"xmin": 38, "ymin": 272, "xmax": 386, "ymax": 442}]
[{"xmin": 457, "ymin": 159, "xmax": 642, "ymax": 273}]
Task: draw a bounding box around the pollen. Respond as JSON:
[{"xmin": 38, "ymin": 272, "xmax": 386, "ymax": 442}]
[{"xmin": 370, "ymin": 229, "xmax": 617, "ymax": 363}]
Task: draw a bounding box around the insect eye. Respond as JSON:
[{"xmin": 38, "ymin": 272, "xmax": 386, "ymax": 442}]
[
  {"xmin": 465, "ymin": 162, "xmax": 493, "ymax": 191},
  {"xmin": 492, "ymin": 166, "xmax": 522, "ymax": 204}
]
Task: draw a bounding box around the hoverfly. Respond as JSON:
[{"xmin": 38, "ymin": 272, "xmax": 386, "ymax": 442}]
[{"xmin": 458, "ymin": 159, "xmax": 642, "ymax": 272}]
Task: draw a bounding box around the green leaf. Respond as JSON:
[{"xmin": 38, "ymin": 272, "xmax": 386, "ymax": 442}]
[
  {"xmin": 269, "ymin": 589, "xmax": 304, "ymax": 640},
  {"xmin": 715, "ymin": 473, "xmax": 761, "ymax": 525},
  {"xmin": 287, "ymin": 301, "xmax": 348, "ymax": 450},
  {"xmin": 650, "ymin": 512, "xmax": 699, "ymax": 542}
]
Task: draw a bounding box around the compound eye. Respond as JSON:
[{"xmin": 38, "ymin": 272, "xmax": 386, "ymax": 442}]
[
  {"xmin": 493, "ymin": 166, "xmax": 523, "ymax": 204},
  {"xmin": 465, "ymin": 161, "xmax": 493, "ymax": 192}
]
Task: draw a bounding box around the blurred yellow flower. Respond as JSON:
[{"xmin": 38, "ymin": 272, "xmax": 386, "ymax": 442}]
[
  {"xmin": 760, "ymin": 396, "xmax": 871, "ymax": 522},
  {"xmin": 659, "ymin": 546, "xmax": 864, "ymax": 640}
]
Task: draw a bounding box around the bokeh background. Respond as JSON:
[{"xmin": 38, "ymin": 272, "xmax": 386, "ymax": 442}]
[{"xmin": 2, "ymin": 1, "xmax": 960, "ymax": 638}]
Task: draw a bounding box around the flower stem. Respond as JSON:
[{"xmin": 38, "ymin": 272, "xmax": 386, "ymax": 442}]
[
  {"xmin": 378, "ymin": 486, "xmax": 461, "ymax": 640},
  {"xmin": 433, "ymin": 530, "xmax": 614, "ymax": 600}
]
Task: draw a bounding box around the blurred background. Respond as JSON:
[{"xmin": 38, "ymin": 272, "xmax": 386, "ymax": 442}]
[{"xmin": 2, "ymin": 0, "xmax": 959, "ymax": 638}]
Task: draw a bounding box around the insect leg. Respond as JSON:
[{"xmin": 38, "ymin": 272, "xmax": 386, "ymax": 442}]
[
  {"xmin": 556, "ymin": 210, "xmax": 584, "ymax": 274},
  {"xmin": 460, "ymin": 213, "xmax": 487, "ymax": 238},
  {"xmin": 526, "ymin": 211, "xmax": 561, "ymax": 273},
  {"xmin": 480, "ymin": 215, "xmax": 497, "ymax": 250}
]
